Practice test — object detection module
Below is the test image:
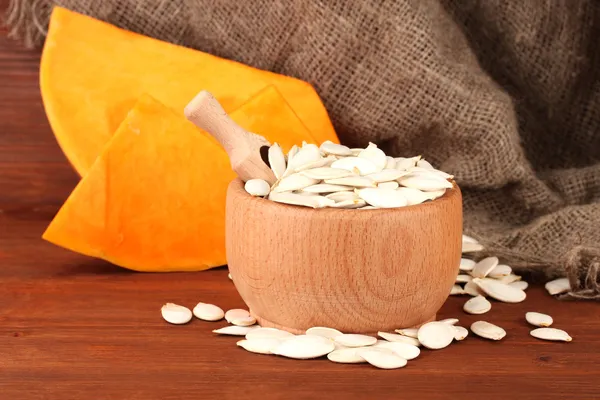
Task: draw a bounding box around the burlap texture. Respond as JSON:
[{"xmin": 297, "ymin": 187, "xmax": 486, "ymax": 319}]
[{"xmin": 5, "ymin": 0, "xmax": 600, "ymax": 299}]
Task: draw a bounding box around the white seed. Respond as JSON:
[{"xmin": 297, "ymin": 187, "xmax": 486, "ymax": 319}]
[
  {"xmin": 365, "ymin": 169, "xmax": 409, "ymax": 183},
  {"xmin": 359, "ymin": 349, "xmax": 407, "ymax": 369},
  {"xmin": 510, "ymin": 281, "xmax": 529, "ymax": 290},
  {"xmin": 224, "ymin": 309, "xmax": 250, "ymax": 323},
  {"xmin": 294, "ymin": 155, "xmax": 336, "ymax": 172},
  {"xmin": 372, "ymin": 341, "xmax": 420, "ymax": 360},
  {"xmin": 463, "ymin": 295, "xmax": 492, "ymax": 315},
  {"xmin": 417, "ymin": 159, "xmax": 434, "ymax": 169},
  {"xmin": 396, "ymin": 187, "xmax": 434, "ymax": 206},
  {"xmin": 236, "ymin": 338, "xmax": 281, "ymax": 354},
  {"xmin": 228, "ymin": 273, "xmax": 232, "ymax": 280},
  {"xmin": 395, "ymin": 156, "xmax": 420, "ymax": 170},
  {"xmin": 306, "ymin": 326, "xmax": 343, "ymax": 340},
  {"xmin": 268, "ymin": 192, "xmax": 335, "ymax": 208},
  {"xmin": 325, "ymin": 191, "xmax": 358, "ymax": 202},
  {"xmin": 246, "ymin": 327, "xmax": 295, "ymax": 340},
  {"xmin": 471, "ymin": 257, "xmax": 499, "ymax": 278},
  {"xmin": 327, "ymin": 348, "xmax": 366, "ymax": 364},
  {"xmin": 545, "ymin": 278, "xmax": 571, "ymax": 295},
  {"xmin": 453, "ymin": 326, "xmax": 469, "ymax": 341},
  {"xmin": 377, "ymin": 332, "xmax": 421, "ymax": 346},
  {"xmin": 334, "ymin": 334, "xmax": 377, "ymax": 348},
  {"xmin": 398, "ymin": 175, "xmax": 453, "ymax": 191},
  {"xmin": 268, "ymin": 143, "xmax": 287, "ymax": 179},
  {"xmin": 358, "ymin": 188, "xmax": 408, "ymax": 208},
  {"xmin": 300, "ymin": 167, "xmax": 352, "ymax": 180},
  {"xmin": 349, "ymin": 148, "xmax": 363, "ymax": 156},
  {"xmin": 284, "ymin": 144, "xmax": 321, "ymax": 174},
  {"xmin": 456, "ymin": 274, "xmax": 472, "ymax": 283},
  {"xmin": 213, "ymin": 325, "xmax": 258, "ymax": 336},
  {"xmin": 378, "ymin": 181, "xmax": 399, "ymax": 190},
  {"xmin": 473, "ymin": 278, "xmax": 527, "ymax": 303},
  {"xmin": 302, "ymin": 184, "xmax": 353, "ymax": 194},
  {"xmin": 424, "ymin": 188, "xmax": 447, "ymax": 201},
  {"xmin": 325, "ymin": 176, "xmax": 377, "ymax": 188},
  {"xmin": 462, "ymin": 242, "xmax": 485, "ymax": 253},
  {"xmin": 161, "ymin": 303, "xmax": 192, "ymax": 325},
  {"xmin": 526, "ymin": 312, "xmax": 553, "ymax": 327},
  {"xmin": 530, "ymin": 328, "xmax": 572, "ymax": 342},
  {"xmin": 231, "ymin": 316, "xmax": 257, "ymax": 327},
  {"xmin": 320, "ymin": 141, "xmax": 353, "ymax": 156},
  {"xmin": 331, "ymin": 199, "xmax": 367, "ymax": 209},
  {"xmin": 417, "ymin": 322, "xmax": 456, "ymax": 350},
  {"xmin": 394, "ymin": 328, "xmax": 419, "ymax": 338},
  {"xmin": 385, "ymin": 156, "xmax": 397, "ymax": 169},
  {"xmin": 192, "ymin": 302, "xmax": 224, "ymax": 321},
  {"xmin": 450, "ymin": 284, "xmax": 465, "ymax": 295},
  {"xmin": 459, "ymin": 258, "xmax": 476, "ymax": 272},
  {"xmin": 273, "ymin": 173, "xmax": 319, "ymax": 192},
  {"xmin": 287, "ymin": 144, "xmax": 299, "ymax": 162},
  {"xmin": 358, "ymin": 142, "xmax": 387, "ymax": 171},
  {"xmin": 438, "ymin": 318, "xmax": 459, "ymax": 325},
  {"xmin": 244, "ymin": 179, "xmax": 271, "ymax": 197},
  {"xmin": 498, "ymin": 274, "xmax": 522, "ymax": 284},
  {"xmin": 462, "ymin": 234, "xmax": 479, "ymax": 244},
  {"xmin": 464, "ymin": 281, "xmax": 486, "ymax": 297},
  {"xmin": 273, "ymin": 335, "xmax": 335, "ymax": 359},
  {"xmin": 470, "ymin": 321, "xmax": 506, "ymax": 341},
  {"xmin": 488, "ymin": 264, "xmax": 513, "ymax": 278},
  {"xmin": 331, "ymin": 156, "xmax": 378, "ymax": 175}
]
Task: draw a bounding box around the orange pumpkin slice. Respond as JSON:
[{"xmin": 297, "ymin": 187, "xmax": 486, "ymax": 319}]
[
  {"xmin": 42, "ymin": 92, "xmax": 316, "ymax": 272},
  {"xmin": 40, "ymin": 6, "xmax": 338, "ymax": 176}
]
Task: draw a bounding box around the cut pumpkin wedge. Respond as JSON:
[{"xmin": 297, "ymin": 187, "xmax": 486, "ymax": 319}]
[
  {"xmin": 40, "ymin": 6, "xmax": 338, "ymax": 176},
  {"xmin": 43, "ymin": 92, "xmax": 317, "ymax": 272}
]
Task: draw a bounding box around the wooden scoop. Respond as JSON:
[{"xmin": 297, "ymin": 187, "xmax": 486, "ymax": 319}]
[{"xmin": 184, "ymin": 90, "xmax": 276, "ymax": 185}]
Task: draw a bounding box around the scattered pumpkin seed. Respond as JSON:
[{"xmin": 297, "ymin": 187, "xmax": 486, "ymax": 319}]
[
  {"xmin": 244, "ymin": 179, "xmax": 271, "ymax": 197},
  {"xmin": 306, "ymin": 326, "xmax": 343, "ymax": 340},
  {"xmin": 334, "ymin": 334, "xmax": 377, "ymax": 348},
  {"xmin": 237, "ymin": 338, "xmax": 281, "ymax": 354},
  {"xmin": 246, "ymin": 327, "xmax": 295, "ymax": 340},
  {"xmin": 359, "ymin": 349, "xmax": 408, "ymax": 369},
  {"xmin": 374, "ymin": 341, "xmax": 420, "ymax": 360},
  {"xmin": 464, "ymin": 281, "xmax": 486, "ymax": 297},
  {"xmin": 525, "ymin": 312, "xmax": 553, "ymax": 327},
  {"xmin": 471, "ymin": 257, "xmax": 499, "ymax": 278},
  {"xmin": 224, "ymin": 309, "xmax": 251, "ymax": 323},
  {"xmin": 545, "ymin": 278, "xmax": 571, "ymax": 295},
  {"xmin": 192, "ymin": 302, "xmax": 224, "ymax": 321},
  {"xmin": 530, "ymin": 328, "xmax": 572, "ymax": 342},
  {"xmin": 161, "ymin": 303, "xmax": 192, "ymax": 325},
  {"xmin": 327, "ymin": 348, "xmax": 366, "ymax": 364},
  {"xmin": 459, "ymin": 258, "xmax": 476, "ymax": 271},
  {"xmin": 463, "ymin": 295, "xmax": 492, "ymax": 315},
  {"xmin": 273, "ymin": 335, "xmax": 336, "ymax": 359},
  {"xmin": 488, "ymin": 264, "xmax": 513, "ymax": 278},
  {"xmin": 438, "ymin": 318, "xmax": 459, "ymax": 325},
  {"xmin": 232, "ymin": 316, "xmax": 257, "ymax": 327},
  {"xmin": 509, "ymin": 281, "xmax": 529, "ymax": 291},
  {"xmin": 453, "ymin": 326, "xmax": 469, "ymax": 341},
  {"xmin": 470, "ymin": 321, "xmax": 506, "ymax": 341},
  {"xmin": 461, "ymin": 242, "xmax": 485, "ymax": 253},
  {"xmin": 394, "ymin": 328, "xmax": 419, "ymax": 338},
  {"xmin": 417, "ymin": 322, "xmax": 456, "ymax": 350},
  {"xmin": 472, "ymin": 278, "xmax": 527, "ymax": 303},
  {"xmin": 456, "ymin": 274, "xmax": 473, "ymax": 283},
  {"xmin": 450, "ymin": 284, "xmax": 465, "ymax": 295},
  {"xmin": 213, "ymin": 325, "xmax": 258, "ymax": 336}
]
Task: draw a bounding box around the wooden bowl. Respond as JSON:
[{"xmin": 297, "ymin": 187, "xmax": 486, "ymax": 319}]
[{"xmin": 226, "ymin": 178, "xmax": 462, "ymax": 334}]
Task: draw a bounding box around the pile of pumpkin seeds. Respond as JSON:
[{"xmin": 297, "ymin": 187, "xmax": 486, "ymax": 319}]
[
  {"xmin": 244, "ymin": 141, "xmax": 453, "ymax": 209},
  {"xmin": 160, "ymin": 234, "xmax": 573, "ymax": 369}
]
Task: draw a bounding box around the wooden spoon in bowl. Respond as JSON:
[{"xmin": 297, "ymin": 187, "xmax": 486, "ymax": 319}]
[{"xmin": 184, "ymin": 90, "xmax": 276, "ymax": 185}]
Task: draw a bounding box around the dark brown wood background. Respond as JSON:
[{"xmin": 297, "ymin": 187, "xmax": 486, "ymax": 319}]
[{"xmin": 1, "ymin": 4, "xmax": 599, "ymax": 399}]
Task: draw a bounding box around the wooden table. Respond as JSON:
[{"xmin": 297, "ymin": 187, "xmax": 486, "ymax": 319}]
[{"xmin": 1, "ymin": 19, "xmax": 599, "ymax": 400}]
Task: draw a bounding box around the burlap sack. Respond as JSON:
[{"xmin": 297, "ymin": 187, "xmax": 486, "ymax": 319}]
[{"xmin": 5, "ymin": 0, "xmax": 600, "ymax": 299}]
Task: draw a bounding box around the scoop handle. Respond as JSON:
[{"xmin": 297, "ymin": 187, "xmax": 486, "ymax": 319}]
[{"xmin": 184, "ymin": 90, "xmax": 246, "ymax": 154}]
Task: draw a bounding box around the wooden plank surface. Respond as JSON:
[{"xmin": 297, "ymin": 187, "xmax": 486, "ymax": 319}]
[{"xmin": 1, "ymin": 16, "xmax": 599, "ymax": 400}]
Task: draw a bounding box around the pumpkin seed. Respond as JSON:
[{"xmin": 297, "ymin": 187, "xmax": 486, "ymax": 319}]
[
  {"xmin": 509, "ymin": 281, "xmax": 529, "ymax": 290},
  {"xmin": 331, "ymin": 157, "xmax": 378, "ymax": 175},
  {"xmin": 161, "ymin": 303, "xmax": 192, "ymax": 325},
  {"xmin": 378, "ymin": 181, "xmax": 399, "ymax": 190},
  {"xmin": 471, "ymin": 257, "xmax": 499, "ymax": 278},
  {"xmin": 287, "ymin": 144, "xmax": 299, "ymax": 161},
  {"xmin": 396, "ymin": 187, "xmax": 433, "ymax": 206},
  {"xmin": 395, "ymin": 156, "xmax": 420, "ymax": 170},
  {"xmin": 359, "ymin": 349, "xmax": 408, "ymax": 369},
  {"xmin": 237, "ymin": 338, "xmax": 281, "ymax": 355},
  {"xmin": 273, "ymin": 173, "xmax": 319, "ymax": 192},
  {"xmin": 464, "ymin": 281, "xmax": 486, "ymax": 297},
  {"xmin": 378, "ymin": 331, "xmax": 422, "ymax": 347},
  {"xmin": 417, "ymin": 159, "xmax": 434, "ymax": 169},
  {"xmin": 244, "ymin": 179, "xmax": 271, "ymax": 197},
  {"xmin": 462, "ymin": 242, "xmax": 485, "ymax": 253},
  {"xmin": 456, "ymin": 274, "xmax": 473, "ymax": 283},
  {"xmin": 246, "ymin": 327, "xmax": 295, "ymax": 340},
  {"xmin": 459, "ymin": 258, "xmax": 476, "ymax": 271},
  {"xmin": 462, "ymin": 234, "xmax": 479, "ymax": 244},
  {"xmin": 302, "ymin": 183, "xmax": 353, "ymax": 194},
  {"xmin": 285, "ymin": 144, "xmax": 321, "ymax": 174},
  {"xmin": 359, "ymin": 206, "xmax": 377, "ymax": 210},
  {"xmin": 294, "ymin": 155, "xmax": 337, "ymax": 172},
  {"xmin": 327, "ymin": 348, "xmax": 366, "ymax": 364},
  {"xmin": 417, "ymin": 322, "xmax": 456, "ymax": 350},
  {"xmin": 334, "ymin": 334, "xmax": 377, "ymax": 348},
  {"xmin": 224, "ymin": 309, "xmax": 251, "ymax": 323},
  {"xmin": 331, "ymin": 199, "xmax": 367, "ymax": 209},
  {"xmin": 273, "ymin": 335, "xmax": 336, "ymax": 359},
  {"xmin": 394, "ymin": 328, "xmax": 419, "ymax": 338},
  {"xmin": 398, "ymin": 174, "xmax": 453, "ymax": 191},
  {"xmin": 325, "ymin": 191, "xmax": 358, "ymax": 202},
  {"xmin": 268, "ymin": 143, "xmax": 287, "ymax": 179},
  {"xmin": 453, "ymin": 326, "xmax": 469, "ymax": 341},
  {"xmin": 268, "ymin": 192, "xmax": 335, "ymax": 208},
  {"xmin": 545, "ymin": 278, "xmax": 571, "ymax": 295},
  {"xmin": 325, "ymin": 176, "xmax": 377, "ymax": 188},
  {"xmin": 530, "ymin": 328, "xmax": 572, "ymax": 342},
  {"xmin": 526, "ymin": 312, "xmax": 553, "ymax": 327},
  {"xmin": 385, "ymin": 156, "xmax": 397, "ymax": 169},
  {"xmin": 450, "ymin": 284, "xmax": 465, "ymax": 295},
  {"xmin": 213, "ymin": 325, "xmax": 258, "ymax": 336},
  {"xmin": 488, "ymin": 264, "xmax": 512, "ymax": 278},
  {"xmin": 358, "ymin": 188, "xmax": 408, "ymax": 208},
  {"xmin": 192, "ymin": 302, "xmax": 224, "ymax": 321},
  {"xmin": 228, "ymin": 273, "xmax": 232, "ymax": 280},
  {"xmin": 439, "ymin": 318, "xmax": 459, "ymax": 325},
  {"xmin": 497, "ymin": 274, "xmax": 522, "ymax": 284},
  {"xmin": 423, "ymin": 189, "xmax": 447, "ymax": 201},
  {"xmin": 306, "ymin": 326, "xmax": 343, "ymax": 340},
  {"xmin": 470, "ymin": 321, "xmax": 506, "ymax": 341},
  {"xmin": 372, "ymin": 341, "xmax": 420, "ymax": 360},
  {"xmin": 300, "ymin": 167, "xmax": 352, "ymax": 180},
  {"xmin": 473, "ymin": 277, "xmax": 527, "ymax": 303},
  {"xmin": 232, "ymin": 316, "xmax": 257, "ymax": 327},
  {"xmin": 350, "ymin": 148, "xmax": 363, "ymax": 156},
  {"xmin": 365, "ymin": 169, "xmax": 409, "ymax": 183},
  {"xmin": 320, "ymin": 141, "xmax": 353, "ymax": 156},
  {"xmin": 358, "ymin": 142, "xmax": 387, "ymax": 171},
  {"xmin": 463, "ymin": 295, "xmax": 492, "ymax": 315}
]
